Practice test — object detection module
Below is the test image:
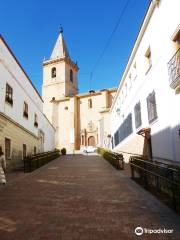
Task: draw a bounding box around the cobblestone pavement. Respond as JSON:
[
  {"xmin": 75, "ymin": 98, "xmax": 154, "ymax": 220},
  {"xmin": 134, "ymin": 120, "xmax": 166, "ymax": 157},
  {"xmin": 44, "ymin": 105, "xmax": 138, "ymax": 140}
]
[{"xmin": 0, "ymin": 154, "xmax": 180, "ymax": 240}]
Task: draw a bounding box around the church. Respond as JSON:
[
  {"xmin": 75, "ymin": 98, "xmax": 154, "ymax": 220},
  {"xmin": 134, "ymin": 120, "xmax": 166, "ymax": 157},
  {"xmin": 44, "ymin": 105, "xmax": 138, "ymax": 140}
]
[{"xmin": 42, "ymin": 29, "xmax": 117, "ymax": 152}]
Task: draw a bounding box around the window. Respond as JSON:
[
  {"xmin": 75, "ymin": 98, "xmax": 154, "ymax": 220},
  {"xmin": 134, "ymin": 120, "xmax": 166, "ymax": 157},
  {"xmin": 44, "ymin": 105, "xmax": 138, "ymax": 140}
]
[
  {"xmin": 88, "ymin": 99, "xmax": 92, "ymax": 108},
  {"xmin": 129, "ymin": 74, "xmax": 132, "ymax": 90},
  {"xmin": 124, "ymin": 83, "xmax": 127, "ymax": 97},
  {"xmin": 172, "ymin": 26, "xmax": 180, "ymax": 46},
  {"xmin": 168, "ymin": 27, "xmax": 180, "ymax": 89},
  {"xmin": 5, "ymin": 138, "xmax": 11, "ymax": 161},
  {"xmin": 81, "ymin": 135, "xmax": 85, "ymax": 145},
  {"xmin": 70, "ymin": 69, "xmax": 73, "ymax": 82},
  {"xmin": 134, "ymin": 102, "xmax": 142, "ymax": 129},
  {"xmin": 114, "ymin": 113, "xmax": 133, "ymax": 146},
  {"xmin": 5, "ymin": 83, "xmax": 13, "ymax": 105},
  {"xmin": 111, "ymin": 137, "xmax": 114, "ymax": 149},
  {"xmin": 34, "ymin": 146, "xmax": 37, "ymax": 155},
  {"xmin": 23, "ymin": 144, "xmax": 27, "ymax": 159},
  {"xmin": 23, "ymin": 102, "xmax": 28, "ymax": 118},
  {"xmin": 147, "ymin": 91, "xmax": 158, "ymax": 123},
  {"xmin": 116, "ymin": 108, "xmax": 120, "ymax": 116},
  {"xmin": 145, "ymin": 47, "xmax": 152, "ymax": 73},
  {"xmin": 133, "ymin": 62, "xmax": 137, "ymax": 80},
  {"xmin": 51, "ymin": 67, "xmax": 56, "ymax": 78},
  {"xmin": 121, "ymin": 90, "xmax": 124, "ymax": 103},
  {"xmin": 34, "ymin": 114, "xmax": 38, "ymax": 127}
]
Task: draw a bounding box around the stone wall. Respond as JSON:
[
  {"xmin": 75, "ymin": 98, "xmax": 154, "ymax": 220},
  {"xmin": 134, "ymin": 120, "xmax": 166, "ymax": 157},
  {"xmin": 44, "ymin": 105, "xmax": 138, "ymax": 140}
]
[{"xmin": 0, "ymin": 114, "xmax": 39, "ymax": 169}]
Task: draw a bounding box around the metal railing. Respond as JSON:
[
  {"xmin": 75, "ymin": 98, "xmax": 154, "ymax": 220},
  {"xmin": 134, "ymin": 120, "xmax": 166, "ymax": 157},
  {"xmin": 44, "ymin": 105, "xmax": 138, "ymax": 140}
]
[
  {"xmin": 24, "ymin": 150, "xmax": 60, "ymax": 172},
  {"xmin": 130, "ymin": 157, "xmax": 180, "ymax": 211},
  {"xmin": 97, "ymin": 147, "xmax": 124, "ymax": 170},
  {"xmin": 168, "ymin": 48, "xmax": 180, "ymax": 89}
]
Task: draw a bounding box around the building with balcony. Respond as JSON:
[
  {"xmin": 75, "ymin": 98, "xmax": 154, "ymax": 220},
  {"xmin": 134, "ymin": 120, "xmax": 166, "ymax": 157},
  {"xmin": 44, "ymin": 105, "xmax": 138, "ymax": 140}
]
[
  {"xmin": 0, "ymin": 35, "xmax": 55, "ymax": 168},
  {"xmin": 110, "ymin": 0, "xmax": 180, "ymax": 163},
  {"xmin": 168, "ymin": 48, "xmax": 180, "ymax": 90}
]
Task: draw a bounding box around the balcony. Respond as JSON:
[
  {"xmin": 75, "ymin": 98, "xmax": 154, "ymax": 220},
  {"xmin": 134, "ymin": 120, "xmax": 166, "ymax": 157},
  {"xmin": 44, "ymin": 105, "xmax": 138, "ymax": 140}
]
[{"xmin": 168, "ymin": 48, "xmax": 180, "ymax": 89}]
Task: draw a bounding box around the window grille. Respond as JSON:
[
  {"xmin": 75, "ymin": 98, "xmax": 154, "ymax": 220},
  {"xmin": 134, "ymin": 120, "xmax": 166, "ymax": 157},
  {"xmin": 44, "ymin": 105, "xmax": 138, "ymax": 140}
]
[
  {"xmin": 147, "ymin": 91, "xmax": 158, "ymax": 123},
  {"xmin": 134, "ymin": 101, "xmax": 142, "ymax": 129},
  {"xmin": 5, "ymin": 83, "xmax": 13, "ymax": 105},
  {"xmin": 114, "ymin": 113, "xmax": 133, "ymax": 146}
]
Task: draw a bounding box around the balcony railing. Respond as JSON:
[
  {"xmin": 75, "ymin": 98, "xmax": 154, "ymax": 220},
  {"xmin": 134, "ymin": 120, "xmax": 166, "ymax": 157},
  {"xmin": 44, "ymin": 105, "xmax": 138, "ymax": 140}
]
[{"xmin": 168, "ymin": 48, "xmax": 180, "ymax": 89}]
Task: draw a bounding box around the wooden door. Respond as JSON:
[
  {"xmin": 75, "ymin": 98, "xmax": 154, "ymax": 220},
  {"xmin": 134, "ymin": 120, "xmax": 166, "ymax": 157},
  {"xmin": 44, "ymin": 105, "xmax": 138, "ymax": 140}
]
[{"xmin": 88, "ymin": 136, "xmax": 95, "ymax": 146}]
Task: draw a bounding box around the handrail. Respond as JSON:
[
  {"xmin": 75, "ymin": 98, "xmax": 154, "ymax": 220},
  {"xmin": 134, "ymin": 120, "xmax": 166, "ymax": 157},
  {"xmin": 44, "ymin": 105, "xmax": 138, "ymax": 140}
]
[
  {"xmin": 130, "ymin": 156, "xmax": 180, "ymax": 211},
  {"xmin": 130, "ymin": 157, "xmax": 179, "ymax": 174},
  {"xmin": 97, "ymin": 147, "xmax": 124, "ymax": 170},
  {"xmin": 24, "ymin": 150, "xmax": 60, "ymax": 172},
  {"xmin": 130, "ymin": 162, "xmax": 180, "ymax": 186}
]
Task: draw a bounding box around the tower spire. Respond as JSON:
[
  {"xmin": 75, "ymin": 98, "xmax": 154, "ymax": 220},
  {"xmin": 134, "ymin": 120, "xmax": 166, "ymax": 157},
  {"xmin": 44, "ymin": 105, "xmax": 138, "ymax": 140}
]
[
  {"xmin": 59, "ymin": 26, "xmax": 63, "ymax": 34},
  {"xmin": 50, "ymin": 28, "xmax": 70, "ymax": 59}
]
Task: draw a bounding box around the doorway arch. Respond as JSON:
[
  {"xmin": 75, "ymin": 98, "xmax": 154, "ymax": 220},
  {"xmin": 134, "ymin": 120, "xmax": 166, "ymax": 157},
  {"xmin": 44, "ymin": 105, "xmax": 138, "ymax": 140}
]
[{"xmin": 88, "ymin": 136, "xmax": 96, "ymax": 146}]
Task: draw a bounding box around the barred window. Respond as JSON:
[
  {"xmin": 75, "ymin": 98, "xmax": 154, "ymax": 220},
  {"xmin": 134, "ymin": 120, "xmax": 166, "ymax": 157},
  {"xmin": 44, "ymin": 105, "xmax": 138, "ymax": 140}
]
[
  {"xmin": 51, "ymin": 67, "xmax": 56, "ymax": 78},
  {"xmin": 114, "ymin": 113, "xmax": 133, "ymax": 146},
  {"xmin": 111, "ymin": 137, "xmax": 114, "ymax": 149},
  {"xmin": 81, "ymin": 135, "xmax": 85, "ymax": 145},
  {"xmin": 134, "ymin": 101, "xmax": 142, "ymax": 129},
  {"xmin": 129, "ymin": 74, "xmax": 132, "ymax": 90},
  {"xmin": 145, "ymin": 47, "xmax": 152, "ymax": 73},
  {"xmin": 23, "ymin": 102, "xmax": 28, "ymax": 119},
  {"xmin": 147, "ymin": 91, "xmax": 158, "ymax": 123},
  {"xmin": 34, "ymin": 146, "xmax": 37, "ymax": 155},
  {"xmin": 88, "ymin": 99, "xmax": 92, "ymax": 109},
  {"xmin": 114, "ymin": 131, "xmax": 119, "ymax": 147},
  {"xmin": 70, "ymin": 69, "xmax": 73, "ymax": 82},
  {"xmin": 34, "ymin": 113, "xmax": 38, "ymax": 127},
  {"xmin": 5, "ymin": 138, "xmax": 11, "ymax": 161},
  {"xmin": 5, "ymin": 83, "xmax": 13, "ymax": 105},
  {"xmin": 23, "ymin": 144, "xmax": 27, "ymax": 159}
]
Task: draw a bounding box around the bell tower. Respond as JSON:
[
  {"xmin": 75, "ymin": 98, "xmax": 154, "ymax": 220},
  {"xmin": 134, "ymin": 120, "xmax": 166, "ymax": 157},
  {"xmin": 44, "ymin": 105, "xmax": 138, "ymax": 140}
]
[{"xmin": 42, "ymin": 28, "xmax": 79, "ymax": 123}]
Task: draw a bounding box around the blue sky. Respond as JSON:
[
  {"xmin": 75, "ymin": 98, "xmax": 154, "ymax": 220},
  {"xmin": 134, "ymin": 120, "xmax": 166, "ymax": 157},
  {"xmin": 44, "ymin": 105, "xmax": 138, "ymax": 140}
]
[{"xmin": 0, "ymin": 0, "xmax": 149, "ymax": 94}]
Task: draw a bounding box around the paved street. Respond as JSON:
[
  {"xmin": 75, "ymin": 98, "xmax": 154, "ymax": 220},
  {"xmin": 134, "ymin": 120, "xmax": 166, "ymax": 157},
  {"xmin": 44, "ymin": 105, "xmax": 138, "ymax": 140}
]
[{"xmin": 0, "ymin": 154, "xmax": 180, "ymax": 240}]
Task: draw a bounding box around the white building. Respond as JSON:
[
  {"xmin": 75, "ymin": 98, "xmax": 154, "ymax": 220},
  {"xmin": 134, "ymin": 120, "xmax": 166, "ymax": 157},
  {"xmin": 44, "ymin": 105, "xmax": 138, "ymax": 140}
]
[
  {"xmin": 0, "ymin": 35, "xmax": 55, "ymax": 168},
  {"xmin": 110, "ymin": 0, "xmax": 180, "ymax": 163}
]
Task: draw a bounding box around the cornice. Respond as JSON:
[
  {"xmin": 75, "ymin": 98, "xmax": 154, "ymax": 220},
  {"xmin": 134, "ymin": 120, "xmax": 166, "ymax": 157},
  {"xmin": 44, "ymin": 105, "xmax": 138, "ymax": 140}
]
[
  {"xmin": 0, "ymin": 112, "xmax": 38, "ymax": 139},
  {"xmin": 111, "ymin": 0, "xmax": 159, "ymax": 111},
  {"xmin": 43, "ymin": 57, "xmax": 79, "ymax": 71},
  {"xmin": 0, "ymin": 35, "xmax": 43, "ymax": 102}
]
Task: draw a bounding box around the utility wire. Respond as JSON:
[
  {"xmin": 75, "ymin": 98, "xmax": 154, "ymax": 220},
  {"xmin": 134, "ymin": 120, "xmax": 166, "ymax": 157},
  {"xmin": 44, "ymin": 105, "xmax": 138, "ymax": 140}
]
[{"xmin": 89, "ymin": 0, "xmax": 131, "ymax": 89}]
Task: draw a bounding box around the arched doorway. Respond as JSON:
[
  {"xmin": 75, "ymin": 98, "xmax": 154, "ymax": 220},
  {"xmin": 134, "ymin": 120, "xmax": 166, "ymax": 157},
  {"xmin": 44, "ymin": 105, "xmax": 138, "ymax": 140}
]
[{"xmin": 88, "ymin": 136, "xmax": 96, "ymax": 146}]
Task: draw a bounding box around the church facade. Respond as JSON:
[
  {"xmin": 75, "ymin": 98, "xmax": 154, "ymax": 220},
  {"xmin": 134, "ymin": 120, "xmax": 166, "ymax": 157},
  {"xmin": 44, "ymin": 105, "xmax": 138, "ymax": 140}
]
[{"xmin": 42, "ymin": 30, "xmax": 117, "ymax": 152}]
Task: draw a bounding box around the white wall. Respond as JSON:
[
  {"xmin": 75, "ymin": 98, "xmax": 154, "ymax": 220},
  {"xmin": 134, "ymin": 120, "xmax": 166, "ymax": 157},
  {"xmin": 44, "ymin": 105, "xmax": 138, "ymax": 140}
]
[
  {"xmin": 111, "ymin": 0, "xmax": 180, "ymax": 162},
  {"xmin": 0, "ymin": 36, "xmax": 55, "ymax": 152}
]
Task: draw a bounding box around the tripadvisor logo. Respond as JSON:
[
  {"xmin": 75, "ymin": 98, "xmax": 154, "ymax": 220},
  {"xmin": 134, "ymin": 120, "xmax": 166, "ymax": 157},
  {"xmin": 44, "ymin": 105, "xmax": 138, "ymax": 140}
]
[
  {"xmin": 135, "ymin": 227, "xmax": 174, "ymax": 236},
  {"xmin": 135, "ymin": 227, "xmax": 143, "ymax": 236}
]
